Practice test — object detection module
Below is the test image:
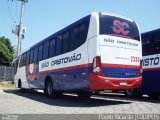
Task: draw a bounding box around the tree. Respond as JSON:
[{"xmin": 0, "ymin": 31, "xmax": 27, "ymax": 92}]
[{"xmin": 0, "ymin": 36, "xmax": 15, "ymax": 65}]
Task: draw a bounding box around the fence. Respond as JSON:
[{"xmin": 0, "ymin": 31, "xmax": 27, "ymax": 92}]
[{"xmin": 0, "ymin": 66, "xmax": 15, "ymax": 81}]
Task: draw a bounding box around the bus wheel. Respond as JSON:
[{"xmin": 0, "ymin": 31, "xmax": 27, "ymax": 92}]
[
  {"xmin": 77, "ymin": 92, "xmax": 92, "ymax": 99},
  {"xmin": 45, "ymin": 79, "xmax": 62, "ymax": 98},
  {"xmin": 125, "ymin": 89, "xmax": 142, "ymax": 98},
  {"xmin": 45, "ymin": 79, "xmax": 54, "ymax": 97},
  {"xmin": 148, "ymin": 93, "xmax": 159, "ymax": 99},
  {"xmin": 18, "ymin": 80, "xmax": 25, "ymax": 93}
]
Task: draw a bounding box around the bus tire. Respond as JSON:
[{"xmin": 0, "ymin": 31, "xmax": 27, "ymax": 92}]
[
  {"xmin": 44, "ymin": 78, "xmax": 62, "ymax": 98},
  {"xmin": 77, "ymin": 92, "xmax": 92, "ymax": 99},
  {"xmin": 148, "ymin": 93, "xmax": 159, "ymax": 99},
  {"xmin": 18, "ymin": 80, "xmax": 25, "ymax": 93},
  {"xmin": 125, "ymin": 89, "xmax": 142, "ymax": 98},
  {"xmin": 45, "ymin": 79, "xmax": 54, "ymax": 97}
]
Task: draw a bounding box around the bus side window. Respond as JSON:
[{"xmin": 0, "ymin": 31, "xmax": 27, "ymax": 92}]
[
  {"xmin": 155, "ymin": 32, "xmax": 160, "ymax": 42},
  {"xmin": 142, "ymin": 33, "xmax": 156, "ymax": 56},
  {"xmin": 79, "ymin": 22, "xmax": 89, "ymax": 46},
  {"xmin": 23, "ymin": 53, "xmax": 27, "ymax": 66},
  {"xmin": 154, "ymin": 32, "xmax": 160, "ymax": 53},
  {"xmin": 142, "ymin": 34, "xmax": 149, "ymax": 44},
  {"xmin": 49, "ymin": 39, "xmax": 56, "ymax": 57},
  {"xmin": 43, "ymin": 41, "xmax": 49, "ymax": 59},
  {"xmin": 14, "ymin": 59, "xmax": 18, "ymax": 73},
  {"xmin": 34, "ymin": 47, "xmax": 38, "ymax": 63},
  {"xmin": 63, "ymin": 32, "xmax": 70, "ymax": 53},
  {"xmin": 56, "ymin": 35, "xmax": 63, "ymax": 55},
  {"xmin": 38, "ymin": 44, "xmax": 44, "ymax": 61},
  {"xmin": 70, "ymin": 27, "xmax": 78, "ymax": 50},
  {"xmin": 19, "ymin": 55, "xmax": 23, "ymax": 67},
  {"xmin": 26, "ymin": 51, "xmax": 30, "ymax": 65},
  {"xmin": 30, "ymin": 49, "xmax": 34, "ymax": 64},
  {"xmin": 142, "ymin": 43, "xmax": 148, "ymax": 56}
]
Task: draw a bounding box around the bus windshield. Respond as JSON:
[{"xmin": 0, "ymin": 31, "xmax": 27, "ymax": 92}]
[{"xmin": 99, "ymin": 15, "xmax": 140, "ymax": 41}]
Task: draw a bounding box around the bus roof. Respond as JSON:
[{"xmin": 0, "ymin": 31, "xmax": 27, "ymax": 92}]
[
  {"xmin": 21, "ymin": 12, "xmax": 135, "ymax": 55},
  {"xmin": 98, "ymin": 12, "xmax": 133, "ymax": 22},
  {"xmin": 141, "ymin": 28, "xmax": 160, "ymax": 35}
]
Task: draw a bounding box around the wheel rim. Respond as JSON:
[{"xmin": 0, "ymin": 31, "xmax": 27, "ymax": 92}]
[{"xmin": 126, "ymin": 89, "xmax": 134, "ymax": 96}]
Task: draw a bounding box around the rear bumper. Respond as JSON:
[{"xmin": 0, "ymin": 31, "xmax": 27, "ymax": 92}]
[{"xmin": 89, "ymin": 73, "xmax": 142, "ymax": 90}]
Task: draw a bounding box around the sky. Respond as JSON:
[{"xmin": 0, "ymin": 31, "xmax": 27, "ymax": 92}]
[{"xmin": 0, "ymin": 0, "xmax": 160, "ymax": 51}]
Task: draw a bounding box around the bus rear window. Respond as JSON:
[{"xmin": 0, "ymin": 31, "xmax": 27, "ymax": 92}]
[{"xmin": 99, "ymin": 15, "xmax": 140, "ymax": 41}]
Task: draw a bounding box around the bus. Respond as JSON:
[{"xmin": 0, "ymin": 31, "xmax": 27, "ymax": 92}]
[
  {"xmin": 125, "ymin": 29, "xmax": 160, "ymax": 98},
  {"xmin": 14, "ymin": 12, "xmax": 142, "ymax": 98}
]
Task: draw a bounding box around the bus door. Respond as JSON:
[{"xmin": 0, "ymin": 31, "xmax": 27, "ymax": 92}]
[{"xmin": 26, "ymin": 49, "xmax": 39, "ymax": 88}]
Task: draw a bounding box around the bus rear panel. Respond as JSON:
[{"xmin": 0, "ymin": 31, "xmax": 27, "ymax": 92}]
[{"xmin": 89, "ymin": 13, "xmax": 142, "ymax": 91}]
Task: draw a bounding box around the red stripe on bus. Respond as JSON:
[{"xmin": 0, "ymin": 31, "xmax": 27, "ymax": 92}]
[
  {"xmin": 143, "ymin": 67, "xmax": 160, "ymax": 71},
  {"xmin": 39, "ymin": 63, "xmax": 92, "ymax": 74},
  {"xmin": 102, "ymin": 63, "xmax": 139, "ymax": 69},
  {"xmin": 40, "ymin": 63, "xmax": 139, "ymax": 74}
]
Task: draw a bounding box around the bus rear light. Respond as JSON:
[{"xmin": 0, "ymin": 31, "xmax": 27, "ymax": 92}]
[
  {"xmin": 138, "ymin": 60, "xmax": 143, "ymax": 77},
  {"xmin": 92, "ymin": 56, "xmax": 105, "ymax": 76}
]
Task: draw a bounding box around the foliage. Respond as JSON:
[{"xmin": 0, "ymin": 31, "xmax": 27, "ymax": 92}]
[
  {"xmin": 0, "ymin": 36, "xmax": 15, "ymax": 65},
  {"xmin": 0, "ymin": 81, "xmax": 15, "ymax": 89}
]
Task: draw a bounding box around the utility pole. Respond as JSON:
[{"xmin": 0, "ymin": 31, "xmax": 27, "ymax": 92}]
[
  {"xmin": 17, "ymin": 0, "xmax": 28, "ymax": 56},
  {"xmin": 12, "ymin": 0, "xmax": 28, "ymax": 56}
]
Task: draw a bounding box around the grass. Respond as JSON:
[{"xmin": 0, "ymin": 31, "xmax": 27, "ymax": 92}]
[{"xmin": 0, "ymin": 80, "xmax": 15, "ymax": 89}]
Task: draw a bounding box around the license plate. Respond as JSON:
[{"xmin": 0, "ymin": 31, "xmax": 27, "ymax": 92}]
[{"xmin": 119, "ymin": 81, "xmax": 127, "ymax": 86}]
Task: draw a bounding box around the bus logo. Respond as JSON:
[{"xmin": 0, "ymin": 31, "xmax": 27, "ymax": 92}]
[
  {"xmin": 112, "ymin": 20, "xmax": 130, "ymax": 35},
  {"xmin": 27, "ymin": 63, "xmax": 36, "ymax": 80}
]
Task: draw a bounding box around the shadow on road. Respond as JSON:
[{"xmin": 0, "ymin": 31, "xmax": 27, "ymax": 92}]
[
  {"xmin": 3, "ymin": 89, "xmax": 132, "ymax": 107},
  {"xmin": 96, "ymin": 92, "xmax": 160, "ymax": 104}
]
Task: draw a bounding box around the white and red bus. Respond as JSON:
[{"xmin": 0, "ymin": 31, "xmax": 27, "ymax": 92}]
[{"xmin": 14, "ymin": 12, "xmax": 142, "ymax": 98}]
